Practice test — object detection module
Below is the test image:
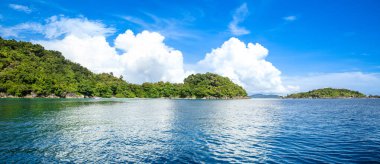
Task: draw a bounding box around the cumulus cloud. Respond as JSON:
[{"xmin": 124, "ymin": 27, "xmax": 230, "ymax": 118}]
[
  {"xmin": 229, "ymin": 3, "xmax": 250, "ymax": 36},
  {"xmin": 25, "ymin": 16, "xmax": 186, "ymax": 83},
  {"xmin": 115, "ymin": 30, "xmax": 186, "ymax": 83},
  {"xmin": 283, "ymin": 72, "xmax": 380, "ymax": 95},
  {"xmin": 36, "ymin": 35, "xmax": 122, "ymax": 75},
  {"xmin": 27, "ymin": 16, "xmax": 120, "ymax": 75},
  {"xmin": 283, "ymin": 15, "xmax": 297, "ymax": 21},
  {"xmin": 198, "ymin": 37, "xmax": 296, "ymax": 94},
  {"xmin": 9, "ymin": 4, "xmax": 32, "ymax": 13}
]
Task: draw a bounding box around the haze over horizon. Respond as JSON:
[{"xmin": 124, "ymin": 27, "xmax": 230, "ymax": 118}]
[{"xmin": 1, "ymin": 0, "xmax": 379, "ymax": 95}]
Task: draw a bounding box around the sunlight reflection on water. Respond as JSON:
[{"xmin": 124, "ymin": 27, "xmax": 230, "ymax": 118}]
[{"xmin": 1, "ymin": 98, "xmax": 380, "ymax": 163}]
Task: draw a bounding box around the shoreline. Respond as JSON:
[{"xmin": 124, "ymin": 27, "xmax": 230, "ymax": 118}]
[
  {"xmin": 2, "ymin": 93, "xmax": 378, "ymax": 100},
  {"xmin": 2, "ymin": 96, "xmax": 379, "ymax": 100},
  {"xmin": 0, "ymin": 93, "xmax": 250, "ymax": 100}
]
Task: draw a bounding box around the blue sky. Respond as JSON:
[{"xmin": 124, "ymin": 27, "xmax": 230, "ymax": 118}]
[{"xmin": 1, "ymin": 0, "xmax": 380, "ymax": 94}]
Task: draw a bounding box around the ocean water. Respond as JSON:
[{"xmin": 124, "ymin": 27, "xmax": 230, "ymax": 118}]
[{"xmin": 0, "ymin": 98, "xmax": 380, "ymax": 163}]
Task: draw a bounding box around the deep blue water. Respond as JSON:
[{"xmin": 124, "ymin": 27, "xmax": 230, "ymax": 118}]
[{"xmin": 1, "ymin": 98, "xmax": 380, "ymax": 163}]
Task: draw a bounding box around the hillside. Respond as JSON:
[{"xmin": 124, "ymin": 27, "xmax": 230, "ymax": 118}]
[
  {"xmin": 183, "ymin": 73, "xmax": 247, "ymax": 98},
  {"xmin": 0, "ymin": 38, "xmax": 247, "ymax": 98},
  {"xmin": 285, "ymin": 88, "xmax": 366, "ymax": 98}
]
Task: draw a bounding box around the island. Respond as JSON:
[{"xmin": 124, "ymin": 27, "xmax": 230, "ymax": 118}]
[
  {"xmin": 0, "ymin": 38, "xmax": 247, "ymax": 99},
  {"xmin": 285, "ymin": 88, "xmax": 366, "ymax": 99}
]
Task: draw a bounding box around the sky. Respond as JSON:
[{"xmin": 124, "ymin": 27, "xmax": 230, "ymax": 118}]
[{"xmin": 1, "ymin": 0, "xmax": 380, "ymax": 95}]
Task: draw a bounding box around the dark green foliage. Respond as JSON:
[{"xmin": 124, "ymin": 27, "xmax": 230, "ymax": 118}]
[
  {"xmin": 368, "ymin": 95, "xmax": 380, "ymax": 98},
  {"xmin": 0, "ymin": 38, "xmax": 247, "ymax": 98},
  {"xmin": 183, "ymin": 73, "xmax": 247, "ymax": 98},
  {"xmin": 285, "ymin": 88, "xmax": 366, "ymax": 98}
]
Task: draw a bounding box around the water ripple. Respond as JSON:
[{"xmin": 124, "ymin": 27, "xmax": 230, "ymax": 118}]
[{"xmin": 1, "ymin": 99, "xmax": 380, "ymax": 163}]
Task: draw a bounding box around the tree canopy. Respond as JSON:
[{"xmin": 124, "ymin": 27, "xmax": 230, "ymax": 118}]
[
  {"xmin": 285, "ymin": 88, "xmax": 366, "ymax": 98},
  {"xmin": 0, "ymin": 38, "xmax": 247, "ymax": 98}
]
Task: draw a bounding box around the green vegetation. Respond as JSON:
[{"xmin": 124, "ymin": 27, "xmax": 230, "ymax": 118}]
[
  {"xmin": 285, "ymin": 88, "xmax": 366, "ymax": 98},
  {"xmin": 183, "ymin": 73, "xmax": 247, "ymax": 98},
  {"xmin": 0, "ymin": 38, "xmax": 247, "ymax": 98}
]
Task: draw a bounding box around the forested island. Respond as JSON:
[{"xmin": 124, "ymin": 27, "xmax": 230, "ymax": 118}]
[
  {"xmin": 368, "ymin": 95, "xmax": 380, "ymax": 98},
  {"xmin": 0, "ymin": 38, "xmax": 247, "ymax": 99},
  {"xmin": 285, "ymin": 88, "xmax": 366, "ymax": 99}
]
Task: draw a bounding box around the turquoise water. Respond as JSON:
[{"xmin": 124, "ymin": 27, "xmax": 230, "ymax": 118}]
[{"xmin": 1, "ymin": 98, "xmax": 380, "ymax": 163}]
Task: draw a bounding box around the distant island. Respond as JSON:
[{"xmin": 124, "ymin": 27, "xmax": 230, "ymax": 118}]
[
  {"xmin": 0, "ymin": 38, "xmax": 247, "ymax": 99},
  {"xmin": 250, "ymin": 94, "xmax": 281, "ymax": 98},
  {"xmin": 368, "ymin": 95, "xmax": 380, "ymax": 98},
  {"xmin": 285, "ymin": 88, "xmax": 366, "ymax": 99}
]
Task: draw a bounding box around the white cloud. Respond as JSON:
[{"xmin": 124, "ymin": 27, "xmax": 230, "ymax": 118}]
[
  {"xmin": 26, "ymin": 16, "xmax": 186, "ymax": 84},
  {"xmin": 42, "ymin": 16, "xmax": 115, "ymax": 39},
  {"xmin": 115, "ymin": 30, "xmax": 187, "ymax": 83},
  {"xmin": 0, "ymin": 23, "xmax": 43, "ymax": 37},
  {"xmin": 229, "ymin": 3, "xmax": 250, "ymax": 36},
  {"xmin": 9, "ymin": 4, "xmax": 32, "ymax": 13},
  {"xmin": 283, "ymin": 15, "xmax": 297, "ymax": 21},
  {"xmin": 0, "ymin": 15, "xmax": 114, "ymax": 38},
  {"xmin": 36, "ymin": 35, "xmax": 122, "ymax": 75},
  {"xmin": 283, "ymin": 72, "xmax": 380, "ymax": 95},
  {"xmin": 198, "ymin": 37, "xmax": 296, "ymax": 94}
]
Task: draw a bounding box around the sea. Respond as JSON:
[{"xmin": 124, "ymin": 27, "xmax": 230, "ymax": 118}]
[{"xmin": 1, "ymin": 98, "xmax": 379, "ymax": 163}]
